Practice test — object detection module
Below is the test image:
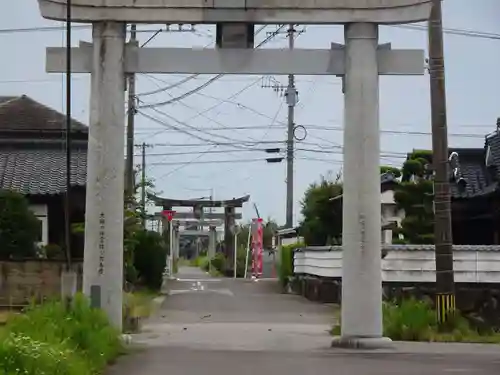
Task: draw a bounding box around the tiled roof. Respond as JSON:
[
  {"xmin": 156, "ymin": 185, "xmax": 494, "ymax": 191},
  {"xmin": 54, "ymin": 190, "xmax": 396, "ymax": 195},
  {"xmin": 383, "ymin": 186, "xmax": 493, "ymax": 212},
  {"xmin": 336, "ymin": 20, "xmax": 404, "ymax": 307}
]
[
  {"xmin": 448, "ymin": 147, "xmax": 498, "ymax": 199},
  {"xmin": 0, "ymin": 146, "xmax": 87, "ymax": 195},
  {"xmin": 0, "ymin": 95, "xmax": 89, "ymax": 195},
  {"xmin": 0, "ymin": 95, "xmax": 87, "ymax": 132},
  {"xmin": 485, "ymin": 130, "xmax": 500, "ymax": 179}
]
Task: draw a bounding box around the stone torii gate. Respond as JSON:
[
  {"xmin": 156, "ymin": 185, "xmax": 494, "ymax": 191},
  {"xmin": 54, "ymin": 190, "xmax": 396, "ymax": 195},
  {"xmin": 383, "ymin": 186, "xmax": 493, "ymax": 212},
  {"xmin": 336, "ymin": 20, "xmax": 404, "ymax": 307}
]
[
  {"xmin": 37, "ymin": 0, "xmax": 432, "ymax": 344},
  {"xmin": 149, "ymin": 194, "xmax": 248, "ymax": 263}
]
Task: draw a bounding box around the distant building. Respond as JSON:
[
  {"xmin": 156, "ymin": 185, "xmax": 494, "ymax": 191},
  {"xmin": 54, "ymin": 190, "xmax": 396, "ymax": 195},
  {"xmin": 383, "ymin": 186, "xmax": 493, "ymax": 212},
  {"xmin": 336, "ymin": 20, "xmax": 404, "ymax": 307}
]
[{"xmin": 0, "ymin": 95, "xmax": 88, "ymax": 257}]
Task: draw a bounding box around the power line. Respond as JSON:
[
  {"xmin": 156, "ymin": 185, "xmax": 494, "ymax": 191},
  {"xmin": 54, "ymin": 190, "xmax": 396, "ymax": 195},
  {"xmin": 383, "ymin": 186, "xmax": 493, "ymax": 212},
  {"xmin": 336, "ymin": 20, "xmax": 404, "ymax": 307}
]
[
  {"xmin": 137, "ymin": 109, "xmax": 279, "ymax": 149},
  {"xmin": 139, "ymin": 107, "xmax": 263, "ymax": 147},
  {"xmin": 150, "ymin": 93, "xmax": 266, "ymax": 142},
  {"xmin": 2, "ymin": 23, "xmax": 500, "ymax": 40},
  {"xmin": 137, "ymin": 24, "xmax": 287, "ymax": 108},
  {"xmin": 141, "ymin": 140, "xmax": 286, "ymax": 147},
  {"xmin": 136, "ymin": 39, "xmax": 216, "ymax": 97},
  {"xmin": 0, "ymin": 24, "xmax": 202, "ymax": 35},
  {"xmin": 136, "ymin": 76, "xmax": 267, "ymax": 142},
  {"xmin": 135, "ymin": 147, "xmax": 407, "ymax": 158},
  {"xmin": 134, "ymin": 124, "xmax": 494, "ymax": 138},
  {"xmin": 147, "ymin": 156, "xmax": 345, "ymax": 166}
]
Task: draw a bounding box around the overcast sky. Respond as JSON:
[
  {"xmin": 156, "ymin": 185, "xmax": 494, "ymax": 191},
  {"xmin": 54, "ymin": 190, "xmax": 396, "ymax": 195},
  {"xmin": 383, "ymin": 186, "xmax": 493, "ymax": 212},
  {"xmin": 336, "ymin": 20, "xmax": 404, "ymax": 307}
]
[{"xmin": 1, "ymin": 1, "xmax": 499, "ymax": 225}]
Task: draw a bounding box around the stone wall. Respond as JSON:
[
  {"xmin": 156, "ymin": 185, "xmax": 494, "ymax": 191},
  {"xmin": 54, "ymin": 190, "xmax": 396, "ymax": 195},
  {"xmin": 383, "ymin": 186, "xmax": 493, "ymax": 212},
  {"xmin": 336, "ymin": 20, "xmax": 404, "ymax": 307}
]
[{"xmin": 0, "ymin": 260, "xmax": 83, "ymax": 306}]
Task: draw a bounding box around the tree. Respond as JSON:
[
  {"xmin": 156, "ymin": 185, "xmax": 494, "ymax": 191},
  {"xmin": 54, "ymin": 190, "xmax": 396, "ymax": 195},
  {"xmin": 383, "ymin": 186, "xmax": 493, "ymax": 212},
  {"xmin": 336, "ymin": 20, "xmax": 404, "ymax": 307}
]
[
  {"xmin": 393, "ymin": 150, "xmax": 434, "ymax": 244},
  {"xmin": 0, "ymin": 190, "xmax": 40, "ymax": 259},
  {"xmin": 380, "ymin": 165, "xmax": 402, "ymax": 178},
  {"xmin": 132, "ymin": 230, "xmax": 166, "ymax": 290},
  {"xmin": 299, "ymin": 171, "xmax": 343, "ymax": 246}
]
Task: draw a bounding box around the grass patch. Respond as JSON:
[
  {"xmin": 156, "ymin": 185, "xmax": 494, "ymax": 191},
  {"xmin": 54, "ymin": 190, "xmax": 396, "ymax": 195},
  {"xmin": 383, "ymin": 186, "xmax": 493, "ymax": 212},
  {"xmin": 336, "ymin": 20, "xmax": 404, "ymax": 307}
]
[
  {"xmin": 124, "ymin": 291, "xmax": 157, "ymax": 319},
  {"xmin": 0, "ymin": 294, "xmax": 123, "ymax": 375},
  {"xmin": 123, "ymin": 290, "xmax": 160, "ymax": 333},
  {"xmin": 330, "ymin": 298, "xmax": 500, "ymax": 343}
]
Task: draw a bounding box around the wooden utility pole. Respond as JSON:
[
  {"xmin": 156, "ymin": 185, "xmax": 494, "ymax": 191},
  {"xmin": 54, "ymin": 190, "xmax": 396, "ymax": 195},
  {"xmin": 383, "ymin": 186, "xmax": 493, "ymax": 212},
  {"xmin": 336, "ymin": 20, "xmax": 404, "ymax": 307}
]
[
  {"xmin": 140, "ymin": 142, "xmax": 148, "ymax": 228},
  {"xmin": 428, "ymin": 0, "xmax": 456, "ymax": 324},
  {"xmin": 125, "ymin": 25, "xmax": 137, "ymax": 201}
]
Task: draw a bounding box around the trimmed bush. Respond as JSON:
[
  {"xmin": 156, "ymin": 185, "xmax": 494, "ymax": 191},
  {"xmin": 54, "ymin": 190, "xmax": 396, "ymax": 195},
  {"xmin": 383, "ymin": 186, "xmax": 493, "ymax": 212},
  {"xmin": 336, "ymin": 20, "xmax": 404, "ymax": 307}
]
[{"xmin": 0, "ymin": 294, "xmax": 123, "ymax": 375}]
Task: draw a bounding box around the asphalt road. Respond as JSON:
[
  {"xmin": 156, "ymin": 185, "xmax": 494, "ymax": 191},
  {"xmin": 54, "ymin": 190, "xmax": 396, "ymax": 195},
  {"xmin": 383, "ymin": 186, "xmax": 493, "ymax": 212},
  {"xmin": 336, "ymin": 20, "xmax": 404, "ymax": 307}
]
[{"xmin": 107, "ymin": 267, "xmax": 500, "ymax": 375}]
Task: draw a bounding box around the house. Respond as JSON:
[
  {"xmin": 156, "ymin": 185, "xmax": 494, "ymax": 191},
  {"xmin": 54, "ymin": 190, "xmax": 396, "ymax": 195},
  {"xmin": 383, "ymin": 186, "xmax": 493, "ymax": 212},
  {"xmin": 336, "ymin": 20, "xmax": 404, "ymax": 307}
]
[
  {"xmin": 0, "ymin": 95, "xmax": 88, "ymax": 258},
  {"xmin": 448, "ymin": 122, "xmax": 500, "ymax": 245},
  {"xmin": 398, "ymin": 120, "xmax": 500, "ymax": 245}
]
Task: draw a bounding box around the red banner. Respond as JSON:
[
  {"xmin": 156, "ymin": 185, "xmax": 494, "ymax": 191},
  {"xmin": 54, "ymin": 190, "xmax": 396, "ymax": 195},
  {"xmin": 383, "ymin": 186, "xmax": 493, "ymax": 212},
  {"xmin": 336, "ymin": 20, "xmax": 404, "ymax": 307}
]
[{"xmin": 251, "ymin": 218, "xmax": 264, "ymax": 278}]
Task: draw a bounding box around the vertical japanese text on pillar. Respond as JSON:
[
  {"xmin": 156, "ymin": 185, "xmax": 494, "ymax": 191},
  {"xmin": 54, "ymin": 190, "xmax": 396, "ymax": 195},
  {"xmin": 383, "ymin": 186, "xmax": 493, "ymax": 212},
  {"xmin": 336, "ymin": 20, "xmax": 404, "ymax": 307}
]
[{"xmin": 98, "ymin": 213, "xmax": 106, "ymax": 275}]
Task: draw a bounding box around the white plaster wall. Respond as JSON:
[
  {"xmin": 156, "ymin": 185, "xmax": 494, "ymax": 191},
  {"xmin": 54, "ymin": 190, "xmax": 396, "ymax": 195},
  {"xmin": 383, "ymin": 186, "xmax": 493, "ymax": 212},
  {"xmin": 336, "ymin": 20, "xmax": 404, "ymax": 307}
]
[{"xmin": 294, "ymin": 249, "xmax": 500, "ymax": 283}]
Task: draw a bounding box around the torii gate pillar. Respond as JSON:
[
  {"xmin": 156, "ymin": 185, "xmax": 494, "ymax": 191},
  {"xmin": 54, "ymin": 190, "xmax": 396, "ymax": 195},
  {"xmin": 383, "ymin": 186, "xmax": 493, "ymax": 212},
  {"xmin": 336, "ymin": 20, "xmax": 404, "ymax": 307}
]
[
  {"xmin": 83, "ymin": 22, "xmax": 126, "ymax": 331},
  {"xmin": 333, "ymin": 23, "xmax": 390, "ymax": 348}
]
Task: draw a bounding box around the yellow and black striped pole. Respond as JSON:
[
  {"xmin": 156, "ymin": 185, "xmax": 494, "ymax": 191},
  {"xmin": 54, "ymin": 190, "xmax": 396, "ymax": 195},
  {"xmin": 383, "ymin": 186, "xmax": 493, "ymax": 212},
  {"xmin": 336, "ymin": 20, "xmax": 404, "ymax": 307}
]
[{"xmin": 436, "ymin": 293, "xmax": 456, "ymax": 324}]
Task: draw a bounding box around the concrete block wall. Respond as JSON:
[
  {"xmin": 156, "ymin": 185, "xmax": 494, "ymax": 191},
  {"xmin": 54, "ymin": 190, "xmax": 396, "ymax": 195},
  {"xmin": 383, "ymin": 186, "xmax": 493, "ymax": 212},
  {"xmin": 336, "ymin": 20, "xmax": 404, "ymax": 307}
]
[{"xmin": 0, "ymin": 260, "xmax": 83, "ymax": 306}]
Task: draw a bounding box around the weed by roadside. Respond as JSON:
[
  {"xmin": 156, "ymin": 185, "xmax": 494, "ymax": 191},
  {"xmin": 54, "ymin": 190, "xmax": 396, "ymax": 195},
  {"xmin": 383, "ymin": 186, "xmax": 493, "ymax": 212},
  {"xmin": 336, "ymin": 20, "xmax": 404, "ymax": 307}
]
[
  {"xmin": 330, "ymin": 298, "xmax": 500, "ymax": 343},
  {"xmin": 123, "ymin": 290, "xmax": 160, "ymax": 333},
  {"xmin": 0, "ymin": 294, "xmax": 123, "ymax": 375}
]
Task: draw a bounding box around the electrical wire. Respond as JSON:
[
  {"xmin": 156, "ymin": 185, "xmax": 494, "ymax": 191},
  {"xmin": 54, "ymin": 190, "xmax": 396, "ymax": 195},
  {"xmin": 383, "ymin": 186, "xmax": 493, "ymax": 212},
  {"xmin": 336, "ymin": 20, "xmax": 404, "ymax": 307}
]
[
  {"xmin": 134, "ymin": 124, "xmax": 494, "ymax": 138},
  {"xmin": 136, "ymin": 25, "xmax": 266, "ymax": 98},
  {"xmin": 147, "ymin": 156, "xmax": 345, "ymax": 167},
  {"xmin": 149, "ymin": 94, "xmax": 268, "ymax": 142},
  {"xmin": 137, "ymin": 25, "xmax": 287, "ymax": 109},
  {"xmin": 3, "ymin": 23, "xmax": 500, "ymax": 40},
  {"xmin": 136, "ymin": 147, "xmax": 407, "ymax": 158},
  {"xmin": 136, "ymin": 76, "xmax": 266, "ymax": 142},
  {"xmin": 137, "ymin": 109, "xmax": 279, "ymax": 149}
]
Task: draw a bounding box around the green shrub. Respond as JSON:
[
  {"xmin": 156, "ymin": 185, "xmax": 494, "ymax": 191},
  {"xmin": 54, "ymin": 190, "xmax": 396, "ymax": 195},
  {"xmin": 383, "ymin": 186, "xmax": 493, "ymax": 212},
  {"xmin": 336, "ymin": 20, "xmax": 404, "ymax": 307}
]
[
  {"xmin": 0, "ymin": 189, "xmax": 40, "ymax": 259},
  {"xmin": 383, "ymin": 298, "xmax": 436, "ymax": 341},
  {"xmin": 43, "ymin": 243, "xmax": 65, "ymax": 260},
  {"xmin": 133, "ymin": 230, "xmax": 167, "ymax": 291},
  {"xmin": 331, "ymin": 298, "xmax": 500, "ymax": 343},
  {"xmin": 235, "ymin": 246, "xmax": 250, "ymax": 277},
  {"xmin": 191, "ymin": 255, "xmax": 209, "ymax": 269},
  {"xmin": 0, "ymin": 294, "xmax": 123, "ymax": 374},
  {"xmin": 210, "ymin": 252, "xmax": 227, "ymax": 274},
  {"xmin": 278, "ymin": 243, "xmax": 303, "ymax": 287}
]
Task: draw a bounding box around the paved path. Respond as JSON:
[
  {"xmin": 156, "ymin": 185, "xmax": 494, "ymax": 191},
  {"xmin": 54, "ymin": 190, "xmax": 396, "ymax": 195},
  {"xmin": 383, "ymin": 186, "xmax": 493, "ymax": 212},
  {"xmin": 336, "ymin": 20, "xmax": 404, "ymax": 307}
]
[{"xmin": 108, "ymin": 267, "xmax": 500, "ymax": 374}]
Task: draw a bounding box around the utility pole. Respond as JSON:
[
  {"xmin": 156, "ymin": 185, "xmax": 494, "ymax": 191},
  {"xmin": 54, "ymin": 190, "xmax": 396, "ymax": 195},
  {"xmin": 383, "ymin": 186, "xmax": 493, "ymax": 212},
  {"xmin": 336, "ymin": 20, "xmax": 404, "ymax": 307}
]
[
  {"xmin": 137, "ymin": 142, "xmax": 152, "ymax": 228},
  {"xmin": 125, "ymin": 24, "xmax": 137, "ymax": 201},
  {"xmin": 285, "ymin": 24, "xmax": 298, "ymax": 229},
  {"xmin": 428, "ymin": 0, "xmax": 455, "ymax": 324},
  {"xmin": 261, "ymin": 25, "xmax": 299, "ymax": 228}
]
